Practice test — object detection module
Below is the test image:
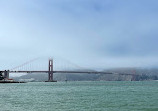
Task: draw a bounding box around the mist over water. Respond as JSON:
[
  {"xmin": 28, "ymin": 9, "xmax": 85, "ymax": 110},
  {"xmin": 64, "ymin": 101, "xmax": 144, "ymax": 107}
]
[{"xmin": 0, "ymin": 81, "xmax": 158, "ymax": 111}]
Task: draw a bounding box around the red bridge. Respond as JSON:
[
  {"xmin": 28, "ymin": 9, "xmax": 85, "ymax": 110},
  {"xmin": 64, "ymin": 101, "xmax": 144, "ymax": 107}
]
[{"xmin": 0, "ymin": 59, "xmax": 137, "ymax": 82}]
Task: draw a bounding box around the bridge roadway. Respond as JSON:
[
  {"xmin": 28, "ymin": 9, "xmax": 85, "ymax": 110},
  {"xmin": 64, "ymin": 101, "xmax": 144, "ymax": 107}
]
[{"xmin": 6, "ymin": 70, "xmax": 134, "ymax": 76}]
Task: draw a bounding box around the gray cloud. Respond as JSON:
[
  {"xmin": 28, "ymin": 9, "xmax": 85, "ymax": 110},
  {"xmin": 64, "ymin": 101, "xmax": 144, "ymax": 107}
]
[{"xmin": 0, "ymin": 0, "xmax": 158, "ymax": 69}]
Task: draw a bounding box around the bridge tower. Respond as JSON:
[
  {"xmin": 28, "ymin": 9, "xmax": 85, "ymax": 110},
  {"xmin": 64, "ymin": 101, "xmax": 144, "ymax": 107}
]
[
  {"xmin": 48, "ymin": 59, "xmax": 53, "ymax": 81},
  {"xmin": 131, "ymin": 70, "xmax": 136, "ymax": 81}
]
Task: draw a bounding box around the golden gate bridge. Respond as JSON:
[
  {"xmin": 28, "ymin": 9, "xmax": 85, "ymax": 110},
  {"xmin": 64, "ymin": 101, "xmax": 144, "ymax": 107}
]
[{"xmin": 0, "ymin": 59, "xmax": 137, "ymax": 82}]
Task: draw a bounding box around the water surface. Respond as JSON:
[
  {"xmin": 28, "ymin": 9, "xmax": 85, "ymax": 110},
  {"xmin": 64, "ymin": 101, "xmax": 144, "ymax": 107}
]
[{"xmin": 0, "ymin": 81, "xmax": 158, "ymax": 111}]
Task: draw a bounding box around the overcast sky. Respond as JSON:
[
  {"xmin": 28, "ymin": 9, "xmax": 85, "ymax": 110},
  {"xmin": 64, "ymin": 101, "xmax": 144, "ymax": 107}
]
[{"xmin": 0, "ymin": 0, "xmax": 158, "ymax": 70}]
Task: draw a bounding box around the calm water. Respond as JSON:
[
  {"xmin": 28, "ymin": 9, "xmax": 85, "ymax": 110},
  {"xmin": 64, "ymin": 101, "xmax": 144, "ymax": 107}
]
[{"xmin": 0, "ymin": 81, "xmax": 158, "ymax": 111}]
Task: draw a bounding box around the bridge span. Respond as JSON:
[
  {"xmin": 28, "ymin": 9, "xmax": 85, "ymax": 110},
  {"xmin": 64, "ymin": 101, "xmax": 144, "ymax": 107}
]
[{"xmin": 0, "ymin": 59, "xmax": 136, "ymax": 82}]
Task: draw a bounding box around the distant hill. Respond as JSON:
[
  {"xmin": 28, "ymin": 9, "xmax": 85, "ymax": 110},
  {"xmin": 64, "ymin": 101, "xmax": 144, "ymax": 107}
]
[
  {"xmin": 105, "ymin": 67, "xmax": 158, "ymax": 76},
  {"xmin": 12, "ymin": 73, "xmax": 100, "ymax": 82},
  {"xmin": 12, "ymin": 68, "xmax": 158, "ymax": 81}
]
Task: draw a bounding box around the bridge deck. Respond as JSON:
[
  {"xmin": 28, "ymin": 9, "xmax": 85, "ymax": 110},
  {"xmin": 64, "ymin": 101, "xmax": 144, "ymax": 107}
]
[{"xmin": 0, "ymin": 70, "xmax": 135, "ymax": 76}]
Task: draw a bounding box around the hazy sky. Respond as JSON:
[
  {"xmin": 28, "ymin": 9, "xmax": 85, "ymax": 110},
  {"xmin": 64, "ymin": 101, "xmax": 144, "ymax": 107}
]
[{"xmin": 0, "ymin": 0, "xmax": 158, "ymax": 70}]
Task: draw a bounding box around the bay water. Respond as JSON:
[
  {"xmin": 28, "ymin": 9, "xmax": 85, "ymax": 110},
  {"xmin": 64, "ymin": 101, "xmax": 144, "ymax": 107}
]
[{"xmin": 0, "ymin": 81, "xmax": 158, "ymax": 111}]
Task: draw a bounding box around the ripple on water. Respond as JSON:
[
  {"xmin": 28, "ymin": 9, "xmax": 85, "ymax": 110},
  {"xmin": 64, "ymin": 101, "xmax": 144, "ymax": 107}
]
[{"xmin": 0, "ymin": 81, "xmax": 158, "ymax": 111}]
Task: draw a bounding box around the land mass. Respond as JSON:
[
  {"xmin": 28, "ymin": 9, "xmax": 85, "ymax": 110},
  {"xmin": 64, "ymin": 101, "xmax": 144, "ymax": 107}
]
[{"xmin": 12, "ymin": 68, "xmax": 158, "ymax": 82}]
